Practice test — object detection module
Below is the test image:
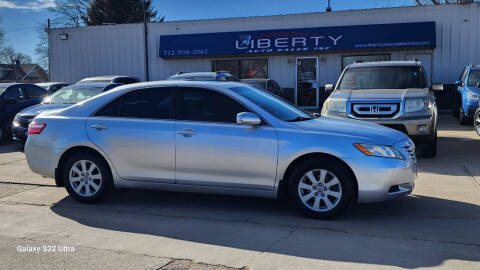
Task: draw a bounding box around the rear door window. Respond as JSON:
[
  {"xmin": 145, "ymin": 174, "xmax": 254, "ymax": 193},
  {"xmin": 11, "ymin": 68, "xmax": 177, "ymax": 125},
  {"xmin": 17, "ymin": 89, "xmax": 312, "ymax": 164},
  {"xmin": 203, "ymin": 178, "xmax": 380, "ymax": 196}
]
[
  {"xmin": 95, "ymin": 87, "xmax": 173, "ymax": 119},
  {"xmin": 3, "ymin": 86, "xmax": 26, "ymax": 101}
]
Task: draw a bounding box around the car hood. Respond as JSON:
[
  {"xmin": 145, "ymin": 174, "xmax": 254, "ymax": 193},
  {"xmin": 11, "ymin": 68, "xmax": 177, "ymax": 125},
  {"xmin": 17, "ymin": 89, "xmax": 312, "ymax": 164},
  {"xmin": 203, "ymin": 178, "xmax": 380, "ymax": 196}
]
[
  {"xmin": 330, "ymin": 88, "xmax": 428, "ymax": 100},
  {"xmin": 293, "ymin": 116, "xmax": 408, "ymax": 145},
  {"xmin": 17, "ymin": 103, "xmax": 72, "ymax": 118}
]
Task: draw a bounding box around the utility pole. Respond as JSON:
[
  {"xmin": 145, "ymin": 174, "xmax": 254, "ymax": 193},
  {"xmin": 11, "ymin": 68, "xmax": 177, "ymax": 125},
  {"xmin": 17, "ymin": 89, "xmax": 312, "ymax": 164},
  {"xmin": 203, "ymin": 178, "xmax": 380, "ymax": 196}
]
[
  {"xmin": 143, "ymin": 0, "xmax": 150, "ymax": 81},
  {"xmin": 326, "ymin": 0, "xmax": 332, "ymax": 12}
]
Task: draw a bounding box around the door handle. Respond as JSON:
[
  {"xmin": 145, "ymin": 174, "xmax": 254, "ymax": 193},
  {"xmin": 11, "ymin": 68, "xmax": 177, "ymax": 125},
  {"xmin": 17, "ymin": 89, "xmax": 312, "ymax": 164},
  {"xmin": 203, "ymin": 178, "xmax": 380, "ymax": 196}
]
[
  {"xmin": 177, "ymin": 128, "xmax": 196, "ymax": 136},
  {"xmin": 91, "ymin": 123, "xmax": 108, "ymax": 130}
]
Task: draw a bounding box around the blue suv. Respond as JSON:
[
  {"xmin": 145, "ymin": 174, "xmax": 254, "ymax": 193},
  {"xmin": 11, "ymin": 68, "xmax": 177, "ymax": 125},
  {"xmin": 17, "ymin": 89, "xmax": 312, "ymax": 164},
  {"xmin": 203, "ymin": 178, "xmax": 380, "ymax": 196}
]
[
  {"xmin": 454, "ymin": 65, "xmax": 480, "ymax": 125},
  {"xmin": 0, "ymin": 83, "xmax": 49, "ymax": 142}
]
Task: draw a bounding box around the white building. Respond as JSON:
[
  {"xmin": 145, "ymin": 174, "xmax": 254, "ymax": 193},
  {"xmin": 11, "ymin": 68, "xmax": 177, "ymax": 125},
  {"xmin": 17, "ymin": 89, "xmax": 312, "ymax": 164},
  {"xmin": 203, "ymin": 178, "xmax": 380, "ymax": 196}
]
[{"xmin": 49, "ymin": 2, "xmax": 480, "ymax": 109}]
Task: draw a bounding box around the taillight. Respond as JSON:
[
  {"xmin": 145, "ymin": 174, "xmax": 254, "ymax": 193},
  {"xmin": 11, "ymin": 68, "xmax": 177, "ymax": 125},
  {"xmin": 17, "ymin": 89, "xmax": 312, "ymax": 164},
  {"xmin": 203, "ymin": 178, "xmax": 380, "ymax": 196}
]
[{"xmin": 28, "ymin": 122, "xmax": 46, "ymax": 135}]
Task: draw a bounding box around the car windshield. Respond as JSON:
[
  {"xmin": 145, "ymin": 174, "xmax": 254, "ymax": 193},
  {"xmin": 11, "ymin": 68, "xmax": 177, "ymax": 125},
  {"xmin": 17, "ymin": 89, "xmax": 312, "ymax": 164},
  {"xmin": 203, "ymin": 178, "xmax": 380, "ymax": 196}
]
[
  {"xmin": 44, "ymin": 86, "xmax": 104, "ymax": 104},
  {"xmin": 231, "ymin": 85, "xmax": 313, "ymax": 122},
  {"xmin": 0, "ymin": 87, "xmax": 7, "ymax": 95},
  {"xmin": 244, "ymin": 81, "xmax": 267, "ymax": 90},
  {"xmin": 338, "ymin": 66, "xmax": 427, "ymax": 90},
  {"xmin": 468, "ymin": 70, "xmax": 480, "ymax": 87}
]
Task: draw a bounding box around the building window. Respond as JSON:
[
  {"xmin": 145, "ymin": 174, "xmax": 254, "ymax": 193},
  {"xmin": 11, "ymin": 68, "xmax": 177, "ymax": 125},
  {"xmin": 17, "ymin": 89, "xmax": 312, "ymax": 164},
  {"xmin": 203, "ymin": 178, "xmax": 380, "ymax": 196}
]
[
  {"xmin": 342, "ymin": 54, "xmax": 390, "ymax": 70},
  {"xmin": 212, "ymin": 59, "xmax": 268, "ymax": 79}
]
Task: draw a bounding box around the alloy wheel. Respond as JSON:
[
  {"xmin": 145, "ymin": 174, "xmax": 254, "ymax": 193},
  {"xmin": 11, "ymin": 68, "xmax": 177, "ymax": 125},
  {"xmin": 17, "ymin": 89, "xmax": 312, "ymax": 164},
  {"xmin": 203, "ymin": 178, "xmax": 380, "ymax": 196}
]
[
  {"xmin": 476, "ymin": 112, "xmax": 480, "ymax": 136},
  {"xmin": 297, "ymin": 169, "xmax": 342, "ymax": 212},
  {"xmin": 69, "ymin": 160, "xmax": 103, "ymax": 197}
]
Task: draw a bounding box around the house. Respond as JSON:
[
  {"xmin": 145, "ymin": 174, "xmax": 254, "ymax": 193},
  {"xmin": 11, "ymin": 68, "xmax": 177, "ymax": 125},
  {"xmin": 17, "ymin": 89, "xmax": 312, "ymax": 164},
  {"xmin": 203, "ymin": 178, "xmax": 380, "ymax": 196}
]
[{"xmin": 0, "ymin": 61, "xmax": 48, "ymax": 83}]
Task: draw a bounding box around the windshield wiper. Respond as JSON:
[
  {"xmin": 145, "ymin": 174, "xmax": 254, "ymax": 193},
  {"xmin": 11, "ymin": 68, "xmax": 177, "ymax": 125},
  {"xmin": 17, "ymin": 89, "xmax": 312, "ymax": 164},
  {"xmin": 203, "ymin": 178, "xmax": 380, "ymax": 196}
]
[{"xmin": 286, "ymin": 116, "xmax": 314, "ymax": 122}]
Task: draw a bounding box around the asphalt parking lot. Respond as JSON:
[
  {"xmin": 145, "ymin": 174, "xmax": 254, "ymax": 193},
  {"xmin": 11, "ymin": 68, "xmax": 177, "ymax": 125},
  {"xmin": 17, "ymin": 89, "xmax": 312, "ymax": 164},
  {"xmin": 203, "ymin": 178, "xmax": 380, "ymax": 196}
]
[{"xmin": 0, "ymin": 114, "xmax": 479, "ymax": 270}]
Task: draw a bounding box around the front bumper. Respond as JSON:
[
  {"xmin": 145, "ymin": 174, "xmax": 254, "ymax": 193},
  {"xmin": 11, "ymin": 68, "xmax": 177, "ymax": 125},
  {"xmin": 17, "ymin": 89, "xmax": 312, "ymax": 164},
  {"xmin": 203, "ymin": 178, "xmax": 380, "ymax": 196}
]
[
  {"xmin": 464, "ymin": 102, "xmax": 479, "ymax": 118},
  {"xmin": 343, "ymin": 139, "xmax": 417, "ymax": 203},
  {"xmin": 11, "ymin": 123, "xmax": 28, "ymax": 143},
  {"xmin": 326, "ymin": 110, "xmax": 435, "ymax": 139}
]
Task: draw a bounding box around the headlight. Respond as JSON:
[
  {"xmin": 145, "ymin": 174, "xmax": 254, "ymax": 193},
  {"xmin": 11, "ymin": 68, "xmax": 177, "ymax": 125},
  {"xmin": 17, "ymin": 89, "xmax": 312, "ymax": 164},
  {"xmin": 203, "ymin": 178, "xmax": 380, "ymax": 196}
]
[
  {"xmin": 326, "ymin": 99, "xmax": 346, "ymax": 113},
  {"xmin": 354, "ymin": 144, "xmax": 405, "ymax": 160},
  {"xmin": 466, "ymin": 92, "xmax": 480, "ymax": 101},
  {"xmin": 405, "ymin": 98, "xmax": 429, "ymax": 113}
]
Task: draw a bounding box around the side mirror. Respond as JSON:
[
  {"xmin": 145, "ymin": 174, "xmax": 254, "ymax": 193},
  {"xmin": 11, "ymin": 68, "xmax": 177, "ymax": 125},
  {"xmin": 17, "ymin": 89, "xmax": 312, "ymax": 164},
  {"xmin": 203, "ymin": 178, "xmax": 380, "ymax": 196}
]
[
  {"xmin": 455, "ymin": 80, "xmax": 462, "ymax": 86},
  {"xmin": 325, "ymin": 84, "xmax": 334, "ymax": 93},
  {"xmin": 236, "ymin": 112, "xmax": 261, "ymax": 126},
  {"xmin": 431, "ymin": 84, "xmax": 444, "ymax": 91}
]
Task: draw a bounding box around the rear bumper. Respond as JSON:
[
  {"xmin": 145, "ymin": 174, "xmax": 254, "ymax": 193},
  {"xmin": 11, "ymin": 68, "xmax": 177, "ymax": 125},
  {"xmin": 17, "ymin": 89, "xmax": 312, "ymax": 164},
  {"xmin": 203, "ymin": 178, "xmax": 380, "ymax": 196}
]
[{"xmin": 24, "ymin": 142, "xmax": 58, "ymax": 179}]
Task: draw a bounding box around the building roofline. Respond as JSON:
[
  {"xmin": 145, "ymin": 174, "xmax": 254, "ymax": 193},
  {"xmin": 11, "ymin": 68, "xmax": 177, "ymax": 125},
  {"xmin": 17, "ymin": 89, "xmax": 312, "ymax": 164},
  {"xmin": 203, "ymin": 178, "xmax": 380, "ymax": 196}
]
[{"xmin": 49, "ymin": 2, "xmax": 478, "ymax": 31}]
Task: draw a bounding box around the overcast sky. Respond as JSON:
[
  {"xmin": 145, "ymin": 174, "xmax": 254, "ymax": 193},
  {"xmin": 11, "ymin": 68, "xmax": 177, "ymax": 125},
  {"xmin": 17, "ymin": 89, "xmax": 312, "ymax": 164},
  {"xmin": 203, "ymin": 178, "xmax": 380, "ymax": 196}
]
[{"xmin": 0, "ymin": 0, "xmax": 416, "ymax": 63}]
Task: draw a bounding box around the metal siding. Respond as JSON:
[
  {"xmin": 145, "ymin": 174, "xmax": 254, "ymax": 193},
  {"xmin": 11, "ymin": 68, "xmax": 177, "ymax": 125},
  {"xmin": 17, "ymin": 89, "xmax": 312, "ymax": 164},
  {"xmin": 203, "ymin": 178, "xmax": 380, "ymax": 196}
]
[{"xmin": 49, "ymin": 3, "xmax": 480, "ymax": 86}]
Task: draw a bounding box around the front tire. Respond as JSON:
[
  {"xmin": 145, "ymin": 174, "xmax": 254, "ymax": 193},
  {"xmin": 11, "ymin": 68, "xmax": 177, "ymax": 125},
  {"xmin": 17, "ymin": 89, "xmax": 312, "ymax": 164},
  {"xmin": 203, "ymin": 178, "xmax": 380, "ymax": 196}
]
[
  {"xmin": 420, "ymin": 131, "xmax": 437, "ymax": 158},
  {"xmin": 475, "ymin": 109, "xmax": 480, "ymax": 136},
  {"xmin": 63, "ymin": 151, "xmax": 111, "ymax": 203},
  {"xmin": 459, "ymin": 107, "xmax": 470, "ymax": 125},
  {"xmin": 289, "ymin": 158, "xmax": 354, "ymax": 219}
]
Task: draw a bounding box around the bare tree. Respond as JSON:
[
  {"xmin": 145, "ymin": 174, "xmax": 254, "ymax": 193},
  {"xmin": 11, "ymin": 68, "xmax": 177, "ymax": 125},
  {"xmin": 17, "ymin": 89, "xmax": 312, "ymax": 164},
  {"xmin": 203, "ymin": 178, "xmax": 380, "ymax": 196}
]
[
  {"xmin": 0, "ymin": 46, "xmax": 32, "ymax": 65},
  {"xmin": 48, "ymin": 0, "xmax": 92, "ymax": 27},
  {"xmin": 35, "ymin": 23, "xmax": 49, "ymax": 71}
]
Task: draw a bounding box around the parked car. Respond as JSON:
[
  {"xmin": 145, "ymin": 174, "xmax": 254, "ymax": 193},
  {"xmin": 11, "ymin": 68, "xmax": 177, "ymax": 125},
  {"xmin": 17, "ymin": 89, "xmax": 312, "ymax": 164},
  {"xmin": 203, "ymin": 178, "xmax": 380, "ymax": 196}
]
[
  {"xmin": 12, "ymin": 83, "xmax": 122, "ymax": 144},
  {"xmin": 167, "ymin": 71, "xmax": 240, "ymax": 82},
  {"xmin": 322, "ymin": 61, "xmax": 442, "ymax": 158},
  {"xmin": 24, "ymin": 81, "xmax": 416, "ymax": 219},
  {"xmin": 241, "ymin": 79, "xmax": 283, "ymax": 96},
  {"xmin": 453, "ymin": 64, "xmax": 480, "ymax": 125},
  {"xmin": 36, "ymin": 82, "xmax": 70, "ymax": 93},
  {"xmin": 76, "ymin": 75, "xmax": 140, "ymax": 84},
  {"xmin": 0, "ymin": 83, "xmax": 49, "ymax": 142},
  {"xmin": 474, "ymin": 107, "xmax": 480, "ymax": 136}
]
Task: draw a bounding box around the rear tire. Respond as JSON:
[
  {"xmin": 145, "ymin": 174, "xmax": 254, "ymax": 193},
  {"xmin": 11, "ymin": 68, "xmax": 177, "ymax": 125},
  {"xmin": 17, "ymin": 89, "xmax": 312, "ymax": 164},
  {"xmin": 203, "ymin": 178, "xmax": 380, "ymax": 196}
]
[
  {"xmin": 0, "ymin": 120, "xmax": 12, "ymax": 143},
  {"xmin": 289, "ymin": 158, "xmax": 354, "ymax": 219},
  {"xmin": 452, "ymin": 94, "xmax": 460, "ymax": 117},
  {"xmin": 63, "ymin": 151, "xmax": 111, "ymax": 203}
]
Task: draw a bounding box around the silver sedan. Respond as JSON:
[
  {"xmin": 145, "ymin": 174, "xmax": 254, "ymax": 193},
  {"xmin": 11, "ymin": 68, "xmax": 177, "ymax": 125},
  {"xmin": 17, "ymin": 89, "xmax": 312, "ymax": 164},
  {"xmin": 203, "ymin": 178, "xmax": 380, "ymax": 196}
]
[{"xmin": 24, "ymin": 81, "xmax": 416, "ymax": 219}]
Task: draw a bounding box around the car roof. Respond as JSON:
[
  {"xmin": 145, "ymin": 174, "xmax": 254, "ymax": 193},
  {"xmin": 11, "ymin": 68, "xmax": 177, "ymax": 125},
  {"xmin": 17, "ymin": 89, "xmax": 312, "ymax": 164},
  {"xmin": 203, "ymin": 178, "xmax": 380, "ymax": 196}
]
[
  {"xmin": 241, "ymin": 79, "xmax": 269, "ymax": 82},
  {"xmin": 65, "ymin": 83, "xmax": 117, "ymax": 89},
  {"xmin": 0, "ymin": 82, "xmax": 33, "ymax": 87},
  {"xmin": 104, "ymin": 80, "xmax": 243, "ymax": 92},
  {"xmin": 347, "ymin": 61, "xmax": 421, "ymax": 68},
  {"xmin": 80, "ymin": 75, "xmax": 134, "ymax": 80},
  {"xmin": 36, "ymin": 82, "xmax": 69, "ymax": 87},
  {"xmin": 468, "ymin": 65, "xmax": 480, "ymax": 70}
]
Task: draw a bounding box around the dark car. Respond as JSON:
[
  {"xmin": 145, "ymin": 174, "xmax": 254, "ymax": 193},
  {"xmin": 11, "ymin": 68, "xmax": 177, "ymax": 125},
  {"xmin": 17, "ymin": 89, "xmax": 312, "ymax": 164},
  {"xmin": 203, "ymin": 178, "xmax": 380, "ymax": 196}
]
[
  {"xmin": 241, "ymin": 79, "xmax": 283, "ymax": 96},
  {"xmin": 12, "ymin": 83, "xmax": 121, "ymax": 144},
  {"xmin": 76, "ymin": 75, "xmax": 140, "ymax": 84},
  {"xmin": 36, "ymin": 82, "xmax": 70, "ymax": 93},
  {"xmin": 0, "ymin": 83, "xmax": 49, "ymax": 142},
  {"xmin": 167, "ymin": 71, "xmax": 240, "ymax": 82}
]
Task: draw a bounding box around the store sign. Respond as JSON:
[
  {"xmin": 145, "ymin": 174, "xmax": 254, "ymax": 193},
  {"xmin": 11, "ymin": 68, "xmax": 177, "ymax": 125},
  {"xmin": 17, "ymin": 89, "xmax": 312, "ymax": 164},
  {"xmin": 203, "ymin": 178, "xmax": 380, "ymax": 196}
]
[{"xmin": 159, "ymin": 22, "xmax": 436, "ymax": 58}]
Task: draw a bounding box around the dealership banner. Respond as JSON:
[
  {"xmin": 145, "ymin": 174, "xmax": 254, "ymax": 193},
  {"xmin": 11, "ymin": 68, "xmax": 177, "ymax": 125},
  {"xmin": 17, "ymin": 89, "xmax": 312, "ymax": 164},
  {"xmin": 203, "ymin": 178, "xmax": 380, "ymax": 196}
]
[{"xmin": 159, "ymin": 22, "xmax": 436, "ymax": 58}]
